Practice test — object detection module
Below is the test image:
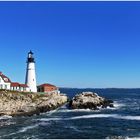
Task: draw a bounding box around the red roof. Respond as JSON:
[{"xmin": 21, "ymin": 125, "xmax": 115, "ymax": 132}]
[
  {"xmin": 11, "ymin": 82, "xmax": 28, "ymax": 88},
  {"xmin": 20, "ymin": 84, "xmax": 28, "ymax": 88},
  {"xmin": 38, "ymin": 83, "xmax": 57, "ymax": 88},
  {"xmin": 0, "ymin": 72, "xmax": 11, "ymax": 83},
  {"xmin": 11, "ymin": 82, "xmax": 19, "ymax": 87},
  {"xmin": 0, "ymin": 72, "xmax": 28, "ymax": 88}
]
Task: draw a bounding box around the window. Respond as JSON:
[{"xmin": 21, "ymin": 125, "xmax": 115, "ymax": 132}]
[
  {"xmin": 5, "ymin": 85, "xmax": 7, "ymax": 89},
  {"xmin": 4, "ymin": 78, "xmax": 8, "ymax": 82},
  {"xmin": 0, "ymin": 84, "xmax": 2, "ymax": 89},
  {"xmin": 0, "ymin": 85, "xmax": 3, "ymax": 89}
]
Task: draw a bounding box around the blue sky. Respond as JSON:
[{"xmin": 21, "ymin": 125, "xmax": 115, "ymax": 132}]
[{"xmin": 0, "ymin": 1, "xmax": 140, "ymax": 88}]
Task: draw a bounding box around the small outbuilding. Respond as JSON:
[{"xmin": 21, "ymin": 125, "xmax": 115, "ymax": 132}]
[{"xmin": 37, "ymin": 83, "xmax": 60, "ymax": 94}]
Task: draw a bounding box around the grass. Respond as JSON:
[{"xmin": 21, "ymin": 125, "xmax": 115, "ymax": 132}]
[{"xmin": 0, "ymin": 89, "xmax": 46, "ymax": 97}]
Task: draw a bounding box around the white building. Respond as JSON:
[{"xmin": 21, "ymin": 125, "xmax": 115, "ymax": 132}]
[
  {"xmin": 10, "ymin": 82, "xmax": 29, "ymax": 92},
  {"xmin": 0, "ymin": 72, "xmax": 29, "ymax": 92},
  {"xmin": 25, "ymin": 51, "xmax": 37, "ymax": 92},
  {"xmin": 0, "ymin": 72, "xmax": 11, "ymax": 90}
]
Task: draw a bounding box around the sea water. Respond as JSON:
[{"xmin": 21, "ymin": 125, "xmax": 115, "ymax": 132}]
[{"xmin": 0, "ymin": 88, "xmax": 140, "ymax": 139}]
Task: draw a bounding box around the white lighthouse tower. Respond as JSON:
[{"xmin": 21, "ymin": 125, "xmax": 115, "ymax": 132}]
[{"xmin": 25, "ymin": 51, "xmax": 37, "ymax": 92}]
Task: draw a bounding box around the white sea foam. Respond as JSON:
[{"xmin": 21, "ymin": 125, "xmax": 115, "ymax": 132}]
[
  {"xmin": 69, "ymin": 114, "xmax": 140, "ymax": 121},
  {"xmin": 0, "ymin": 120, "xmax": 16, "ymax": 127},
  {"xmin": 106, "ymin": 136, "xmax": 140, "ymax": 140},
  {"xmin": 65, "ymin": 125, "xmax": 82, "ymax": 132},
  {"xmin": 36, "ymin": 114, "xmax": 114, "ymax": 122},
  {"xmin": 113, "ymin": 101, "xmax": 125, "ymax": 108},
  {"xmin": 0, "ymin": 115, "xmax": 12, "ymax": 120},
  {"xmin": 0, "ymin": 124, "xmax": 39, "ymax": 138},
  {"xmin": 47, "ymin": 109, "xmax": 59, "ymax": 115},
  {"xmin": 58, "ymin": 108, "xmax": 99, "ymax": 113},
  {"xmin": 58, "ymin": 101, "xmax": 125, "ymax": 112},
  {"xmin": 118, "ymin": 116, "xmax": 140, "ymax": 121},
  {"xmin": 36, "ymin": 114, "xmax": 140, "ymax": 122},
  {"xmin": 36, "ymin": 117, "xmax": 62, "ymax": 122},
  {"xmin": 19, "ymin": 124, "xmax": 39, "ymax": 133},
  {"xmin": 39, "ymin": 108, "xmax": 59, "ymax": 116},
  {"xmin": 0, "ymin": 132, "xmax": 18, "ymax": 138},
  {"xmin": 126, "ymin": 137, "xmax": 140, "ymax": 140},
  {"xmin": 69, "ymin": 114, "xmax": 116, "ymax": 120}
]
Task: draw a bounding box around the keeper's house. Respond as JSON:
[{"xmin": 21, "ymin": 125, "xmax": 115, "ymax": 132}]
[
  {"xmin": 37, "ymin": 83, "xmax": 60, "ymax": 94},
  {"xmin": 0, "ymin": 72, "xmax": 29, "ymax": 92},
  {"xmin": 0, "ymin": 72, "xmax": 11, "ymax": 90}
]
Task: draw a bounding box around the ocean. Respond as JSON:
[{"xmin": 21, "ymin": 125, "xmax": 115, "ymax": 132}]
[{"xmin": 0, "ymin": 88, "xmax": 140, "ymax": 139}]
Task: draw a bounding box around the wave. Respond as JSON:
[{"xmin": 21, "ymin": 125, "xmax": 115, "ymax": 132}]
[
  {"xmin": 36, "ymin": 117, "xmax": 62, "ymax": 122},
  {"xmin": 0, "ymin": 124, "xmax": 39, "ymax": 138},
  {"xmin": 69, "ymin": 114, "xmax": 116, "ymax": 120},
  {"xmin": 47, "ymin": 109, "xmax": 59, "ymax": 116},
  {"xmin": 106, "ymin": 136, "xmax": 129, "ymax": 139},
  {"xmin": 36, "ymin": 114, "xmax": 140, "ymax": 122},
  {"xmin": 0, "ymin": 124, "xmax": 37, "ymax": 138},
  {"xmin": 69, "ymin": 114, "xmax": 140, "ymax": 121},
  {"xmin": 57, "ymin": 105, "xmax": 123, "ymax": 113},
  {"xmin": 58, "ymin": 101, "xmax": 125, "ymax": 113},
  {"xmin": 39, "ymin": 108, "xmax": 59, "ymax": 117},
  {"xmin": 64, "ymin": 125, "xmax": 83, "ymax": 132},
  {"xmin": 19, "ymin": 124, "xmax": 39, "ymax": 133},
  {"xmin": 58, "ymin": 108, "xmax": 100, "ymax": 113},
  {"xmin": 0, "ymin": 115, "xmax": 12, "ymax": 120},
  {"xmin": 0, "ymin": 132, "xmax": 18, "ymax": 138},
  {"xmin": 118, "ymin": 116, "xmax": 140, "ymax": 121},
  {"xmin": 106, "ymin": 136, "xmax": 140, "ymax": 140},
  {"xmin": 113, "ymin": 101, "xmax": 126, "ymax": 108},
  {"xmin": 126, "ymin": 137, "xmax": 140, "ymax": 140},
  {"xmin": 36, "ymin": 115, "xmax": 109, "ymax": 122}
]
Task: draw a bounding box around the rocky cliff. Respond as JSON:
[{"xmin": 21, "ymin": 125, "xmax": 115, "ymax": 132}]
[
  {"xmin": 69, "ymin": 92, "xmax": 113, "ymax": 109},
  {"xmin": 0, "ymin": 90, "xmax": 68, "ymax": 117}
]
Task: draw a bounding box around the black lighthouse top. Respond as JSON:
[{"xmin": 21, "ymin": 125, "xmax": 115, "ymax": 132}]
[{"xmin": 27, "ymin": 50, "xmax": 35, "ymax": 63}]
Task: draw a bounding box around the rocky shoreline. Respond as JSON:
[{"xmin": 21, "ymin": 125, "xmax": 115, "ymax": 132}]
[
  {"xmin": 0, "ymin": 90, "xmax": 114, "ymax": 117},
  {"xmin": 0, "ymin": 90, "xmax": 68, "ymax": 117}
]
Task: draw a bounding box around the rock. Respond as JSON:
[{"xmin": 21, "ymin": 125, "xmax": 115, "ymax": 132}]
[
  {"xmin": 102, "ymin": 99, "xmax": 114, "ymax": 108},
  {"xmin": 69, "ymin": 92, "xmax": 113, "ymax": 110},
  {"xmin": 0, "ymin": 91, "xmax": 68, "ymax": 117}
]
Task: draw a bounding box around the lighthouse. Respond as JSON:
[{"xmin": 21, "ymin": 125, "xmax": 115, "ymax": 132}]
[{"xmin": 25, "ymin": 51, "xmax": 37, "ymax": 92}]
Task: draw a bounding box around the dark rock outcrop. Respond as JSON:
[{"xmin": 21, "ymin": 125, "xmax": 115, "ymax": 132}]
[
  {"xmin": 0, "ymin": 90, "xmax": 68, "ymax": 117},
  {"xmin": 69, "ymin": 92, "xmax": 114, "ymax": 110}
]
